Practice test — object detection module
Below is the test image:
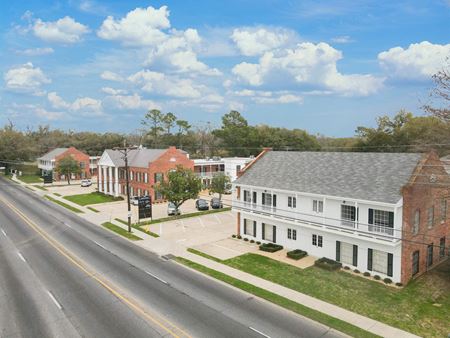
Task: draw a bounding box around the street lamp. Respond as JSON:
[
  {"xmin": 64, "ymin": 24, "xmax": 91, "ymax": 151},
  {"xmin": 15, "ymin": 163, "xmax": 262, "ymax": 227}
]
[{"xmin": 113, "ymin": 141, "xmax": 137, "ymax": 233}]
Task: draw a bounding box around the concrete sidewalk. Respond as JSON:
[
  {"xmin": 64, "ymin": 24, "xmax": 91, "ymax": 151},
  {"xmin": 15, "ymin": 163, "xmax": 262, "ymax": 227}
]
[{"xmin": 17, "ymin": 176, "xmax": 419, "ymax": 338}]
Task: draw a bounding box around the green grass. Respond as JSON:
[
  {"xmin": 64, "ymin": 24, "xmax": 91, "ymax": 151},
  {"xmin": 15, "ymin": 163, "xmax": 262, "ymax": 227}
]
[
  {"xmin": 87, "ymin": 206, "xmax": 99, "ymax": 213},
  {"xmin": 176, "ymin": 257, "xmax": 379, "ymax": 338},
  {"xmin": 33, "ymin": 185, "xmax": 48, "ymax": 191},
  {"xmin": 54, "ymin": 192, "xmax": 62, "ymax": 197},
  {"xmin": 25, "ymin": 186, "xmax": 35, "ymax": 191},
  {"xmin": 138, "ymin": 207, "xmax": 231, "ymax": 225},
  {"xmin": 17, "ymin": 174, "xmax": 43, "ymax": 184},
  {"xmin": 115, "ymin": 219, "xmax": 160, "ymax": 238},
  {"xmin": 64, "ymin": 192, "xmax": 123, "ymax": 206},
  {"xmin": 101, "ymin": 222, "xmax": 142, "ymax": 241},
  {"xmin": 115, "ymin": 218, "xmax": 128, "ymax": 225},
  {"xmin": 44, "ymin": 195, "xmax": 84, "ymax": 213},
  {"xmin": 218, "ymin": 253, "xmax": 450, "ymax": 337},
  {"xmin": 187, "ymin": 248, "xmax": 223, "ymax": 263}
]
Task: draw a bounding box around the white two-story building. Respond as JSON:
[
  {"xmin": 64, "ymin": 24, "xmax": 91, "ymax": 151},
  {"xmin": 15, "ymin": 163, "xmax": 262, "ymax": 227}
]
[{"xmin": 233, "ymin": 150, "xmax": 449, "ymax": 284}]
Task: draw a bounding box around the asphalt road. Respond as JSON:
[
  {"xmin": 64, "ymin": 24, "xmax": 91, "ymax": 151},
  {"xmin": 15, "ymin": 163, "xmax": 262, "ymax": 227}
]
[{"xmin": 0, "ymin": 177, "xmax": 346, "ymax": 338}]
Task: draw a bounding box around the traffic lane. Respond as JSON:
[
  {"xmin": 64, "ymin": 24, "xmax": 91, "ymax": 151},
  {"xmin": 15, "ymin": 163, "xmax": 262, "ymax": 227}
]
[
  {"xmin": 0, "ymin": 222, "xmax": 80, "ymax": 338},
  {"xmin": 0, "ymin": 205, "xmax": 172, "ymax": 338},
  {"xmin": 0, "ymin": 179, "xmax": 344, "ymax": 338}
]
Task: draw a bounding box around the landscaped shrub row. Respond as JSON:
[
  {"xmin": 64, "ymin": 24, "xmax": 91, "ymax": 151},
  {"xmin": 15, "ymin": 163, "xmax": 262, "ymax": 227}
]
[
  {"xmin": 287, "ymin": 249, "xmax": 307, "ymax": 260},
  {"xmin": 314, "ymin": 257, "xmax": 342, "ymax": 271},
  {"xmin": 259, "ymin": 243, "xmax": 283, "ymax": 253}
]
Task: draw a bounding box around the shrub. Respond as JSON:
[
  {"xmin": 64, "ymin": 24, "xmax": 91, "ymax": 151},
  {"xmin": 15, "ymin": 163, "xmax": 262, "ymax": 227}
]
[
  {"xmin": 250, "ymin": 239, "xmax": 255, "ymax": 243},
  {"xmin": 354, "ymin": 269, "xmax": 360, "ymax": 274},
  {"xmin": 383, "ymin": 278, "xmax": 392, "ymax": 284},
  {"xmin": 259, "ymin": 243, "xmax": 283, "ymax": 253},
  {"xmin": 237, "ymin": 235, "xmax": 242, "ymax": 239},
  {"xmin": 314, "ymin": 257, "xmax": 342, "ymax": 271},
  {"xmin": 256, "ymin": 241, "xmax": 261, "ymax": 245},
  {"xmin": 374, "ymin": 275, "xmax": 381, "ymax": 280},
  {"xmin": 244, "ymin": 238, "xmax": 249, "ymax": 242},
  {"xmin": 343, "ymin": 266, "xmax": 350, "ymax": 270},
  {"xmin": 363, "ymin": 272, "xmax": 371, "ymax": 277},
  {"xmin": 395, "ymin": 282, "xmax": 403, "ymax": 287},
  {"xmin": 287, "ymin": 249, "xmax": 307, "ymax": 260},
  {"xmin": 232, "ymin": 234, "xmax": 236, "ymax": 238}
]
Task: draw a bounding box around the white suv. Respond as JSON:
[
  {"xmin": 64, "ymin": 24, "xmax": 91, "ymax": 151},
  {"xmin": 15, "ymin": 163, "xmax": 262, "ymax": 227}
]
[{"xmin": 81, "ymin": 179, "xmax": 92, "ymax": 187}]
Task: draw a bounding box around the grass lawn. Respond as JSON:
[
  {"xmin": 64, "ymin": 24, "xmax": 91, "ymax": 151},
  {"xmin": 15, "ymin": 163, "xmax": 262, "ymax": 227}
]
[
  {"xmin": 137, "ymin": 207, "xmax": 232, "ymax": 225},
  {"xmin": 87, "ymin": 206, "xmax": 99, "ymax": 213},
  {"xmin": 115, "ymin": 219, "xmax": 160, "ymax": 238},
  {"xmin": 17, "ymin": 175, "xmax": 43, "ymax": 184},
  {"xmin": 33, "ymin": 185, "xmax": 48, "ymax": 191},
  {"xmin": 219, "ymin": 253, "xmax": 449, "ymax": 337},
  {"xmin": 54, "ymin": 192, "xmax": 62, "ymax": 196},
  {"xmin": 101, "ymin": 222, "xmax": 142, "ymax": 241},
  {"xmin": 44, "ymin": 195, "xmax": 84, "ymax": 213},
  {"xmin": 176, "ymin": 257, "xmax": 379, "ymax": 338},
  {"xmin": 64, "ymin": 192, "xmax": 123, "ymax": 206}
]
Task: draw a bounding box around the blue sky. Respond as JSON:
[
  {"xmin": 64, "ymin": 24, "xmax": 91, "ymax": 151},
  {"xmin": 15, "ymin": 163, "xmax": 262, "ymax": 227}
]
[{"xmin": 1, "ymin": 0, "xmax": 449, "ymax": 136}]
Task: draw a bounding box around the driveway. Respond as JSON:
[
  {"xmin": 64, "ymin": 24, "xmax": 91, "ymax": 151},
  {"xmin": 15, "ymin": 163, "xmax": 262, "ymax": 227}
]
[{"xmin": 192, "ymin": 238, "xmax": 259, "ymax": 260}]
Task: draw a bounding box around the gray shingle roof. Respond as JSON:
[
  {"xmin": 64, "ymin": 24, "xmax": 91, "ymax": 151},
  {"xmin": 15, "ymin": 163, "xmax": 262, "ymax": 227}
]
[
  {"xmin": 105, "ymin": 148, "xmax": 167, "ymax": 168},
  {"xmin": 38, "ymin": 148, "xmax": 68, "ymax": 161},
  {"xmin": 235, "ymin": 151, "xmax": 424, "ymax": 204}
]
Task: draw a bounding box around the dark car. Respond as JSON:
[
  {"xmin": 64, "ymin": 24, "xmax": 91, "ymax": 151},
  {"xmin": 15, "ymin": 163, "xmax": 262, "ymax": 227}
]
[
  {"xmin": 195, "ymin": 199, "xmax": 209, "ymax": 211},
  {"xmin": 210, "ymin": 197, "xmax": 223, "ymax": 209}
]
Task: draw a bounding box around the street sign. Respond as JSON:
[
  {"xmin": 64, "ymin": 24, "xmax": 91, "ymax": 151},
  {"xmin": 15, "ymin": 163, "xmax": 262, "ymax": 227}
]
[
  {"xmin": 43, "ymin": 174, "xmax": 53, "ymax": 184},
  {"xmin": 138, "ymin": 195, "xmax": 152, "ymax": 220}
]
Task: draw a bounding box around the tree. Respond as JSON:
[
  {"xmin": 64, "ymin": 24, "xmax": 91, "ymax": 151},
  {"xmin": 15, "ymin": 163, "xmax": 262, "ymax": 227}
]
[
  {"xmin": 142, "ymin": 109, "xmax": 164, "ymax": 147},
  {"xmin": 154, "ymin": 166, "xmax": 201, "ymax": 213},
  {"xmin": 162, "ymin": 112, "xmax": 177, "ymax": 134},
  {"xmin": 213, "ymin": 111, "xmax": 252, "ymax": 156},
  {"xmin": 423, "ymin": 62, "xmax": 450, "ymax": 122},
  {"xmin": 209, "ymin": 173, "xmax": 231, "ymax": 202},
  {"xmin": 55, "ymin": 156, "xmax": 81, "ymax": 185},
  {"xmin": 176, "ymin": 119, "xmax": 191, "ymax": 148}
]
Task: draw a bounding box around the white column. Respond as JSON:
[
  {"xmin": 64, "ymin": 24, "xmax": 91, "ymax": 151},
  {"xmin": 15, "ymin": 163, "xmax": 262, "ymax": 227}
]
[
  {"xmin": 103, "ymin": 166, "xmax": 107, "ymax": 193},
  {"xmin": 98, "ymin": 165, "xmax": 102, "ymax": 192},
  {"xmin": 114, "ymin": 167, "xmax": 119, "ymax": 197},
  {"xmin": 108, "ymin": 167, "xmax": 113, "ymax": 195}
]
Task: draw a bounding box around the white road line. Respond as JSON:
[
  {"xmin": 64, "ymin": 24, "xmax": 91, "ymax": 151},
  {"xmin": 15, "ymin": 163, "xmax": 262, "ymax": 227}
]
[
  {"xmin": 212, "ymin": 243, "xmax": 242, "ymax": 254},
  {"xmin": 145, "ymin": 271, "xmax": 168, "ymax": 285},
  {"xmin": 64, "ymin": 222, "xmax": 72, "ymax": 228},
  {"xmin": 46, "ymin": 291, "xmax": 63, "ymax": 310},
  {"xmin": 198, "ymin": 217, "xmax": 205, "ymax": 228},
  {"xmin": 176, "ymin": 239, "xmax": 187, "ymax": 243},
  {"xmin": 1, "ymin": 229, "xmax": 6, "ymax": 237},
  {"xmin": 93, "ymin": 241, "xmax": 106, "ymax": 250},
  {"xmin": 17, "ymin": 252, "xmax": 26, "ymax": 262},
  {"xmin": 249, "ymin": 327, "xmax": 271, "ymax": 338}
]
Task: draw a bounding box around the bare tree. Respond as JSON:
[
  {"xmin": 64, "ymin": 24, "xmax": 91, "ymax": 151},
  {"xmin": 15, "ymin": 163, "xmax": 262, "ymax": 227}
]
[{"xmin": 423, "ymin": 61, "xmax": 450, "ymax": 122}]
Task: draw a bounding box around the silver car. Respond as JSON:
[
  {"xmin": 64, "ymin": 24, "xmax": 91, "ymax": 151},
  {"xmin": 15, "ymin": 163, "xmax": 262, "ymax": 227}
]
[{"xmin": 167, "ymin": 202, "xmax": 180, "ymax": 216}]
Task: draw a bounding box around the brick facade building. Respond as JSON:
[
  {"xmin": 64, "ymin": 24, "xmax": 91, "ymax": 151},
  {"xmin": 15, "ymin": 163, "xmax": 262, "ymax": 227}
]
[{"xmin": 37, "ymin": 147, "xmax": 91, "ymax": 181}]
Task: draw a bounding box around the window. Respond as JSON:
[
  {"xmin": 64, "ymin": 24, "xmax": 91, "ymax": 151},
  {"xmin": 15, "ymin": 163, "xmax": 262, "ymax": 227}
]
[
  {"xmin": 154, "ymin": 172, "xmax": 163, "ymax": 184},
  {"xmin": 243, "ymin": 219, "xmax": 256, "ymax": 237},
  {"xmin": 144, "ymin": 172, "xmax": 148, "ymax": 183},
  {"xmin": 427, "ymin": 244, "xmax": 433, "ymax": 267},
  {"xmin": 313, "ymin": 200, "xmax": 323, "ymax": 213},
  {"xmin": 412, "ymin": 251, "xmax": 419, "ymax": 276},
  {"xmin": 236, "ymin": 165, "xmax": 241, "ymax": 172},
  {"xmin": 340, "ymin": 242, "xmax": 357, "ymax": 266},
  {"xmin": 130, "ymin": 171, "xmax": 134, "ymax": 181},
  {"xmin": 412, "ymin": 210, "xmax": 420, "ymax": 235},
  {"xmin": 341, "ymin": 205, "xmax": 356, "ymax": 227},
  {"xmin": 80, "ymin": 162, "xmax": 85, "ymax": 169},
  {"xmin": 252, "ymin": 191, "xmax": 257, "ymax": 204},
  {"xmin": 243, "ymin": 190, "xmax": 251, "ymax": 202},
  {"xmin": 262, "ymin": 223, "xmax": 276, "ymax": 242},
  {"xmin": 288, "ymin": 196, "xmax": 296, "ymax": 208},
  {"xmin": 312, "ymin": 234, "xmax": 323, "ymax": 247},
  {"xmin": 440, "ymin": 199, "xmax": 447, "ymax": 222},
  {"xmin": 373, "ymin": 249, "xmax": 388, "ymax": 275},
  {"xmin": 440, "ymin": 237, "xmax": 446, "ymax": 259},
  {"xmin": 262, "ymin": 193, "xmax": 272, "ymax": 207},
  {"xmin": 369, "ymin": 209, "xmax": 394, "ymax": 235},
  {"xmin": 427, "ymin": 206, "xmax": 434, "ymax": 228},
  {"xmin": 287, "ymin": 228, "xmax": 297, "ymax": 240}
]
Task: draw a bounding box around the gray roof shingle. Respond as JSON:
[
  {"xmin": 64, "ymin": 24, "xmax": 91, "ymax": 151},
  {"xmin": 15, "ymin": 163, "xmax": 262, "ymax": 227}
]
[
  {"xmin": 38, "ymin": 148, "xmax": 68, "ymax": 161},
  {"xmin": 105, "ymin": 148, "xmax": 167, "ymax": 168},
  {"xmin": 235, "ymin": 151, "xmax": 424, "ymax": 204}
]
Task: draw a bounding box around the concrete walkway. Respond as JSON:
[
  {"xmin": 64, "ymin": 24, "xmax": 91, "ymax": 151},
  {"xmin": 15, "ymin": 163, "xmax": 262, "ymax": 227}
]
[{"xmin": 15, "ymin": 176, "xmax": 419, "ymax": 338}]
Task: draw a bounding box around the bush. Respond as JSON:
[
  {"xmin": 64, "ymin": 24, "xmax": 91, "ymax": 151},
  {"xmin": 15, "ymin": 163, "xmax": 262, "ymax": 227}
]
[
  {"xmin": 383, "ymin": 278, "xmax": 392, "ymax": 284},
  {"xmin": 259, "ymin": 243, "xmax": 283, "ymax": 253},
  {"xmin": 244, "ymin": 238, "xmax": 249, "ymax": 242},
  {"xmin": 237, "ymin": 235, "xmax": 242, "ymax": 239},
  {"xmin": 232, "ymin": 234, "xmax": 236, "ymax": 238},
  {"xmin": 286, "ymin": 249, "xmax": 307, "ymax": 260},
  {"xmin": 256, "ymin": 241, "xmax": 261, "ymax": 245},
  {"xmin": 314, "ymin": 257, "xmax": 342, "ymax": 271},
  {"xmin": 250, "ymin": 239, "xmax": 255, "ymax": 243},
  {"xmin": 374, "ymin": 275, "xmax": 381, "ymax": 280},
  {"xmin": 343, "ymin": 266, "xmax": 350, "ymax": 270},
  {"xmin": 395, "ymin": 282, "xmax": 403, "ymax": 287},
  {"xmin": 354, "ymin": 269, "xmax": 360, "ymax": 274},
  {"xmin": 363, "ymin": 272, "xmax": 371, "ymax": 277}
]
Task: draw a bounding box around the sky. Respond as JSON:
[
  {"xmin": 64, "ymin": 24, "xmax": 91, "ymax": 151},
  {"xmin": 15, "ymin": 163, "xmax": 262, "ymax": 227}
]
[{"xmin": 0, "ymin": 0, "xmax": 449, "ymax": 137}]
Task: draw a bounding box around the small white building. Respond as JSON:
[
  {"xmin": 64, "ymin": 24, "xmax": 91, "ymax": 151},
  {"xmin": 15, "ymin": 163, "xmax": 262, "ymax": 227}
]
[{"xmin": 194, "ymin": 156, "xmax": 253, "ymax": 187}]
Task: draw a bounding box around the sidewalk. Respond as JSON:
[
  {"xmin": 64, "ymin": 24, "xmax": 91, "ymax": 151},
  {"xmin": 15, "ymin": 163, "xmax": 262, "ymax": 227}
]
[{"xmin": 16, "ymin": 176, "xmax": 419, "ymax": 338}]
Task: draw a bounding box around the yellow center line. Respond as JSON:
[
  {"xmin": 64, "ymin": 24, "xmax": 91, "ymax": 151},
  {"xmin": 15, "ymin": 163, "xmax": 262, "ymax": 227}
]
[{"xmin": 0, "ymin": 195, "xmax": 192, "ymax": 338}]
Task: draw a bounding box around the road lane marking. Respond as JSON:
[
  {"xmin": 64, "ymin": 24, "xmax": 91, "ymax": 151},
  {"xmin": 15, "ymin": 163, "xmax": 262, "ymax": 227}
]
[
  {"xmin": 1, "ymin": 229, "xmax": 6, "ymax": 237},
  {"xmin": 47, "ymin": 290, "xmax": 63, "ymax": 310},
  {"xmin": 64, "ymin": 222, "xmax": 72, "ymax": 228},
  {"xmin": 17, "ymin": 252, "xmax": 26, "ymax": 262},
  {"xmin": 93, "ymin": 241, "xmax": 106, "ymax": 250},
  {"xmin": 145, "ymin": 271, "xmax": 168, "ymax": 285},
  {"xmin": 249, "ymin": 327, "xmax": 272, "ymax": 338},
  {"xmin": 198, "ymin": 217, "xmax": 205, "ymax": 228},
  {"xmin": 176, "ymin": 239, "xmax": 186, "ymax": 243},
  {"xmin": 0, "ymin": 195, "xmax": 190, "ymax": 338}
]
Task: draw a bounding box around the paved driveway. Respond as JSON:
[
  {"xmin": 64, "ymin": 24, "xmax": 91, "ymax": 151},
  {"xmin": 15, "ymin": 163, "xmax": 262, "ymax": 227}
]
[{"xmin": 192, "ymin": 238, "xmax": 259, "ymax": 260}]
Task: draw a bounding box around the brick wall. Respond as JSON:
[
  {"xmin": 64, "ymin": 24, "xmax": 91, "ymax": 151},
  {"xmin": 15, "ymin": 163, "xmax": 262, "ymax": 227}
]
[
  {"xmin": 54, "ymin": 147, "xmax": 90, "ymax": 181},
  {"xmin": 401, "ymin": 151, "xmax": 450, "ymax": 284}
]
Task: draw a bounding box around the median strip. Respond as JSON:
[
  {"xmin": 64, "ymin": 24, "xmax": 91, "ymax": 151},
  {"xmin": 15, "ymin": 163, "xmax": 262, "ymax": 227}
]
[
  {"xmin": 101, "ymin": 222, "xmax": 143, "ymax": 241},
  {"xmin": 44, "ymin": 195, "xmax": 84, "ymax": 213}
]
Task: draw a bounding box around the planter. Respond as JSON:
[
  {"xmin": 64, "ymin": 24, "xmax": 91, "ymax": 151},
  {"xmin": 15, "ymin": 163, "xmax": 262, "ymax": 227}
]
[
  {"xmin": 314, "ymin": 257, "xmax": 342, "ymax": 271},
  {"xmin": 259, "ymin": 243, "xmax": 283, "ymax": 253},
  {"xmin": 287, "ymin": 249, "xmax": 308, "ymax": 260}
]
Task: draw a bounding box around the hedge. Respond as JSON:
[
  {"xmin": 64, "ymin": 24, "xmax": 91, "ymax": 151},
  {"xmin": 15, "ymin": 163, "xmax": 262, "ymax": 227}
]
[
  {"xmin": 287, "ymin": 249, "xmax": 307, "ymax": 260},
  {"xmin": 314, "ymin": 257, "xmax": 342, "ymax": 271},
  {"xmin": 259, "ymin": 243, "xmax": 283, "ymax": 253}
]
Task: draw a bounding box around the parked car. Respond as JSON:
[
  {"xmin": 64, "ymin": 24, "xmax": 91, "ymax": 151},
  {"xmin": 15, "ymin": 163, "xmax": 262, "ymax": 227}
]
[
  {"xmin": 223, "ymin": 183, "xmax": 233, "ymax": 195},
  {"xmin": 210, "ymin": 197, "xmax": 223, "ymax": 209},
  {"xmin": 195, "ymin": 199, "xmax": 209, "ymax": 211},
  {"xmin": 80, "ymin": 179, "xmax": 92, "ymax": 187},
  {"xmin": 167, "ymin": 202, "xmax": 181, "ymax": 216},
  {"xmin": 131, "ymin": 196, "xmax": 139, "ymax": 206}
]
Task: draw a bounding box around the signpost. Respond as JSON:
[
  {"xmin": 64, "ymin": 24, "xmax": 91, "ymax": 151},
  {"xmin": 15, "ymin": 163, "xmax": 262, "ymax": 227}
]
[
  {"xmin": 138, "ymin": 195, "xmax": 152, "ymax": 220},
  {"xmin": 43, "ymin": 174, "xmax": 53, "ymax": 184}
]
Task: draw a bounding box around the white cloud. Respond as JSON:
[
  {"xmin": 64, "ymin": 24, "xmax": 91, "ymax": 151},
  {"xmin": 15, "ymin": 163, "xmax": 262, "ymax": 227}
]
[
  {"xmin": 232, "ymin": 42, "xmax": 383, "ymax": 96},
  {"xmin": 378, "ymin": 41, "xmax": 450, "ymax": 80},
  {"xmin": 253, "ymin": 94, "xmax": 303, "ymax": 104},
  {"xmin": 331, "ymin": 35, "xmax": 353, "ymax": 44},
  {"xmin": 17, "ymin": 47, "xmax": 54, "ymax": 56},
  {"xmin": 4, "ymin": 62, "xmax": 51, "ymax": 94},
  {"xmin": 100, "ymin": 71, "xmax": 124, "ymax": 81},
  {"xmin": 231, "ymin": 27, "xmax": 295, "ymax": 56},
  {"xmin": 97, "ymin": 6, "xmax": 170, "ymax": 46},
  {"xmin": 48, "ymin": 92, "xmax": 70, "ymax": 109},
  {"xmin": 108, "ymin": 93, "xmax": 159, "ymax": 110},
  {"xmin": 35, "ymin": 107, "xmax": 64, "ymax": 120},
  {"xmin": 47, "ymin": 92, "xmax": 103, "ymax": 115},
  {"xmin": 101, "ymin": 87, "xmax": 127, "ymax": 95},
  {"xmin": 33, "ymin": 16, "xmax": 90, "ymax": 43}
]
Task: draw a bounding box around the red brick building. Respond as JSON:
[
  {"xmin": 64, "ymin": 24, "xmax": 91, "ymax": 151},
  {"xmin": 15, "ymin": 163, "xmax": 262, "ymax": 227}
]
[
  {"xmin": 97, "ymin": 146, "xmax": 194, "ymax": 201},
  {"xmin": 37, "ymin": 147, "xmax": 91, "ymax": 181}
]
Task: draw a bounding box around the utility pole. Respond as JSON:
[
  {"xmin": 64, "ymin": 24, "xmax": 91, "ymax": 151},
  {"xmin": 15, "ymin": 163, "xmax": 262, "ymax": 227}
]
[{"xmin": 114, "ymin": 141, "xmax": 137, "ymax": 233}]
